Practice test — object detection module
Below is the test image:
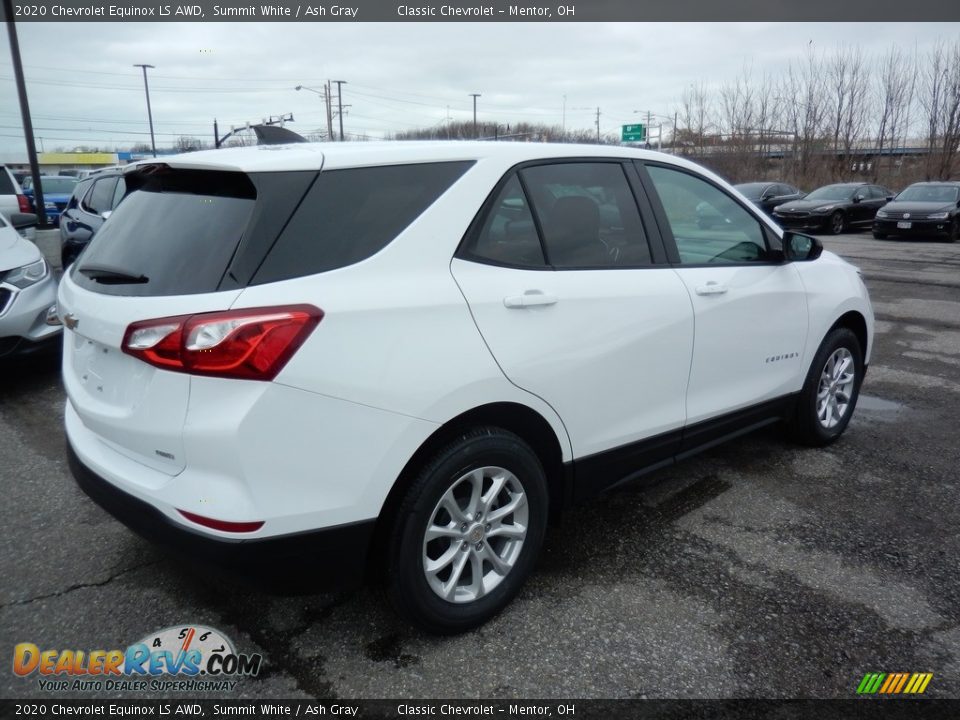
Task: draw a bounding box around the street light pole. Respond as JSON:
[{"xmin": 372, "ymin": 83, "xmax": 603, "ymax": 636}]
[
  {"xmin": 469, "ymin": 93, "xmax": 481, "ymax": 138},
  {"xmin": 332, "ymin": 80, "xmax": 347, "ymax": 141},
  {"xmin": 4, "ymin": 0, "xmax": 48, "ymax": 227},
  {"xmin": 133, "ymin": 63, "xmax": 157, "ymax": 157}
]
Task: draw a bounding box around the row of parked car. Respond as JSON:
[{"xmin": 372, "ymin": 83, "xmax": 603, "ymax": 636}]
[{"xmin": 732, "ymin": 180, "xmax": 960, "ymax": 242}]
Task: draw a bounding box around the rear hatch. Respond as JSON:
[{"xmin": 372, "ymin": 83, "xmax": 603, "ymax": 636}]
[{"xmin": 59, "ymin": 163, "xmax": 317, "ymax": 475}]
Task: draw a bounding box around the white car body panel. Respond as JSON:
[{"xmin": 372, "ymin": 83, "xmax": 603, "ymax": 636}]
[
  {"xmin": 58, "ymin": 141, "xmax": 873, "ymax": 543},
  {"xmin": 672, "ymin": 263, "xmax": 810, "ymax": 424},
  {"xmin": 451, "ymin": 259, "xmax": 693, "ymax": 458}
]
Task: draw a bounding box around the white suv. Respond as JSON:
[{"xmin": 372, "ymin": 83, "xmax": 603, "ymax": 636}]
[{"xmin": 60, "ymin": 143, "xmax": 873, "ymax": 633}]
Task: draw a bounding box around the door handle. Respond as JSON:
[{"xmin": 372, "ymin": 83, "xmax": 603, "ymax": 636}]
[
  {"xmin": 695, "ymin": 282, "xmax": 728, "ymax": 296},
  {"xmin": 503, "ymin": 291, "xmax": 559, "ymax": 308}
]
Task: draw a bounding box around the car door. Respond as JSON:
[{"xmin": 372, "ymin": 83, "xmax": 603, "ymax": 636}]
[
  {"xmin": 851, "ymin": 186, "xmax": 874, "ymax": 224},
  {"xmin": 758, "ymin": 184, "xmax": 778, "ymax": 214},
  {"xmin": 451, "ymin": 160, "xmax": 694, "ymax": 486},
  {"xmin": 637, "ymin": 161, "xmax": 809, "ymax": 434}
]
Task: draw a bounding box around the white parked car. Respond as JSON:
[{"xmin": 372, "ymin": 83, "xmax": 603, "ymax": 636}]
[
  {"xmin": 60, "ymin": 142, "xmax": 873, "ymax": 633},
  {"xmin": 0, "ymin": 212, "xmax": 61, "ymax": 359}
]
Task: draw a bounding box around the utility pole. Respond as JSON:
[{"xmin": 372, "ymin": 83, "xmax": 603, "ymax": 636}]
[
  {"xmin": 133, "ymin": 63, "xmax": 157, "ymax": 157},
  {"xmin": 562, "ymin": 94, "xmax": 566, "ymax": 134},
  {"xmin": 325, "ymin": 81, "xmax": 334, "ymax": 142},
  {"xmin": 595, "ymin": 107, "xmax": 601, "ymax": 143},
  {"xmin": 3, "ymin": 0, "xmax": 47, "ymax": 227},
  {"xmin": 470, "ymin": 93, "xmax": 481, "ymax": 138},
  {"xmin": 332, "ymin": 80, "xmax": 347, "ymax": 141}
]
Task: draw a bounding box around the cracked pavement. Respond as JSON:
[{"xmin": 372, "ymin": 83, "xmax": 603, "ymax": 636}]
[{"xmin": 1, "ymin": 231, "xmax": 958, "ymax": 699}]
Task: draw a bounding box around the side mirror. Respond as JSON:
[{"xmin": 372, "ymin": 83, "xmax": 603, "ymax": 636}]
[
  {"xmin": 783, "ymin": 231, "xmax": 823, "ymax": 262},
  {"xmin": 852, "ymin": 195, "xmax": 863, "ymax": 204},
  {"xmin": 10, "ymin": 212, "xmax": 38, "ymax": 230},
  {"xmin": 100, "ymin": 210, "xmax": 112, "ymax": 220},
  {"xmin": 889, "ymin": 196, "xmax": 896, "ymax": 202}
]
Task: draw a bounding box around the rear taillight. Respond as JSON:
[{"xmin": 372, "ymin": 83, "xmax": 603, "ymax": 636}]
[
  {"xmin": 122, "ymin": 304, "xmax": 322, "ymax": 380},
  {"xmin": 17, "ymin": 194, "xmax": 31, "ymax": 213}
]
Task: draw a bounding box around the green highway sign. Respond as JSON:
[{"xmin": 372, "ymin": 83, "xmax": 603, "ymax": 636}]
[{"xmin": 621, "ymin": 124, "xmax": 646, "ymax": 142}]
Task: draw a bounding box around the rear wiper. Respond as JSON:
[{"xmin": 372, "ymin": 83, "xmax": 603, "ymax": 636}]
[{"xmin": 78, "ymin": 265, "xmax": 149, "ymax": 284}]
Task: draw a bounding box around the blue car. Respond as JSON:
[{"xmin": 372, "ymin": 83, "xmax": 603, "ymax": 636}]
[{"xmin": 21, "ymin": 175, "xmax": 79, "ymax": 227}]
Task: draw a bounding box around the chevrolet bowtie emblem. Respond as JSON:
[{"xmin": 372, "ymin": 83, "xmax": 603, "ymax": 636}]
[{"xmin": 63, "ymin": 313, "xmax": 79, "ymax": 330}]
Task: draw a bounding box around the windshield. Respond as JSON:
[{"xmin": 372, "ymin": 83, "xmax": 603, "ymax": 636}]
[
  {"xmin": 895, "ymin": 185, "xmax": 959, "ymax": 204},
  {"xmin": 805, "ymin": 185, "xmax": 855, "ymax": 202},
  {"xmin": 734, "ymin": 183, "xmax": 768, "ymax": 199},
  {"xmin": 39, "ymin": 177, "xmax": 79, "ymax": 194}
]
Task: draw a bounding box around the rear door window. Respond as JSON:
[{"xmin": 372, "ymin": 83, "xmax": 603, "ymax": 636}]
[
  {"xmin": 519, "ymin": 162, "xmax": 652, "ymax": 268},
  {"xmin": 83, "ymin": 177, "xmax": 119, "ymax": 215},
  {"xmin": 252, "ymin": 161, "xmax": 473, "ymax": 284},
  {"xmin": 461, "ymin": 175, "xmax": 546, "ymax": 268}
]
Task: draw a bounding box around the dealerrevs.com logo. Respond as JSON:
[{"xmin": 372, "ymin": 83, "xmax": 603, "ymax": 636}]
[{"xmin": 13, "ymin": 625, "xmax": 262, "ymax": 693}]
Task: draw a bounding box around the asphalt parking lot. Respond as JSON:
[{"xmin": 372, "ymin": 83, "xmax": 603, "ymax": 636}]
[{"xmin": 1, "ymin": 230, "xmax": 958, "ymax": 700}]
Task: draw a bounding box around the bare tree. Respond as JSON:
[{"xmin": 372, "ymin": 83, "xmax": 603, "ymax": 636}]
[
  {"xmin": 873, "ymin": 46, "xmax": 917, "ymax": 182},
  {"xmin": 678, "ymin": 82, "xmax": 713, "ymax": 156},
  {"xmin": 825, "ymin": 47, "xmax": 872, "ymax": 175},
  {"xmin": 919, "ymin": 39, "xmax": 960, "ymax": 180},
  {"xmin": 779, "ymin": 49, "xmax": 830, "ymax": 186}
]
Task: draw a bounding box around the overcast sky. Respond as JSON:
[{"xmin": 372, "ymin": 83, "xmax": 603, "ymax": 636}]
[{"xmin": 0, "ymin": 22, "xmax": 956, "ymax": 154}]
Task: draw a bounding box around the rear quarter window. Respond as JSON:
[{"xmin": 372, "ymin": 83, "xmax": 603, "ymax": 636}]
[
  {"xmin": 0, "ymin": 169, "xmax": 15, "ymax": 194},
  {"xmin": 252, "ymin": 161, "xmax": 473, "ymax": 284}
]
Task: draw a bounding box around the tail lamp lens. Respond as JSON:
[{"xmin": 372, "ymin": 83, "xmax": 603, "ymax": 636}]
[{"xmin": 122, "ymin": 304, "xmax": 322, "ymax": 380}]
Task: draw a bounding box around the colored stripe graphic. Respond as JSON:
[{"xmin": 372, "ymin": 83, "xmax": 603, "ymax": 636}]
[
  {"xmin": 893, "ymin": 673, "xmax": 910, "ymax": 693},
  {"xmin": 879, "ymin": 674, "xmax": 897, "ymax": 693},
  {"xmin": 857, "ymin": 672, "xmax": 932, "ymax": 694}
]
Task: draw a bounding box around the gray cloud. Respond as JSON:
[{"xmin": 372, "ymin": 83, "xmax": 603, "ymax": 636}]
[{"xmin": 0, "ymin": 22, "xmax": 955, "ymax": 152}]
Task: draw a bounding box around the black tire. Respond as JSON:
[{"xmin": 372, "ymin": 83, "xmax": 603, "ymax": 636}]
[
  {"xmin": 872, "ymin": 231, "xmax": 887, "ymax": 240},
  {"xmin": 787, "ymin": 327, "xmax": 864, "ymax": 447},
  {"xmin": 384, "ymin": 427, "xmax": 548, "ymax": 634},
  {"xmin": 829, "ymin": 210, "xmax": 846, "ymax": 235},
  {"xmin": 946, "ymin": 219, "xmax": 958, "ymax": 244}
]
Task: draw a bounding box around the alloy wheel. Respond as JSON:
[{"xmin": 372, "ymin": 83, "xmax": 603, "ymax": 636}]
[
  {"xmin": 817, "ymin": 347, "xmax": 856, "ymax": 429},
  {"xmin": 422, "ymin": 466, "xmax": 528, "ymax": 603}
]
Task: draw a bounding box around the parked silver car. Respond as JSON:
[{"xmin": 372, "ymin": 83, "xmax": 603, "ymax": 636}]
[{"xmin": 0, "ymin": 213, "xmax": 61, "ymax": 359}]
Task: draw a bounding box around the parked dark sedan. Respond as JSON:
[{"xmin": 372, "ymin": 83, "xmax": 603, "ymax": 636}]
[
  {"xmin": 873, "ymin": 182, "xmax": 960, "ymax": 242},
  {"xmin": 734, "ymin": 181, "xmax": 804, "ymax": 216},
  {"xmin": 773, "ymin": 182, "xmax": 892, "ymax": 235},
  {"xmin": 21, "ymin": 175, "xmax": 78, "ymax": 227},
  {"xmin": 58, "ymin": 168, "xmax": 126, "ymax": 266}
]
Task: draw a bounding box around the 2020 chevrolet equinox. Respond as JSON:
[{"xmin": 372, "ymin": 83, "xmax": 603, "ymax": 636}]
[{"xmin": 61, "ymin": 142, "xmax": 873, "ymax": 633}]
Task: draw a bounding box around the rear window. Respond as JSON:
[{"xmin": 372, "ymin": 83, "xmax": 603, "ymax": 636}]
[
  {"xmin": 252, "ymin": 161, "xmax": 473, "ymax": 285},
  {"xmin": 72, "ymin": 169, "xmax": 256, "ymax": 297}
]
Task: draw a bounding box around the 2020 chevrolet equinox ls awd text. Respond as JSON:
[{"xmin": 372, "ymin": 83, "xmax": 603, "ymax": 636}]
[{"xmin": 61, "ymin": 142, "xmax": 873, "ymax": 633}]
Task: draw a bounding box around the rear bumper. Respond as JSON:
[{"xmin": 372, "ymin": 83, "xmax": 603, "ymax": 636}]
[{"xmin": 67, "ymin": 439, "xmax": 375, "ymax": 590}]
